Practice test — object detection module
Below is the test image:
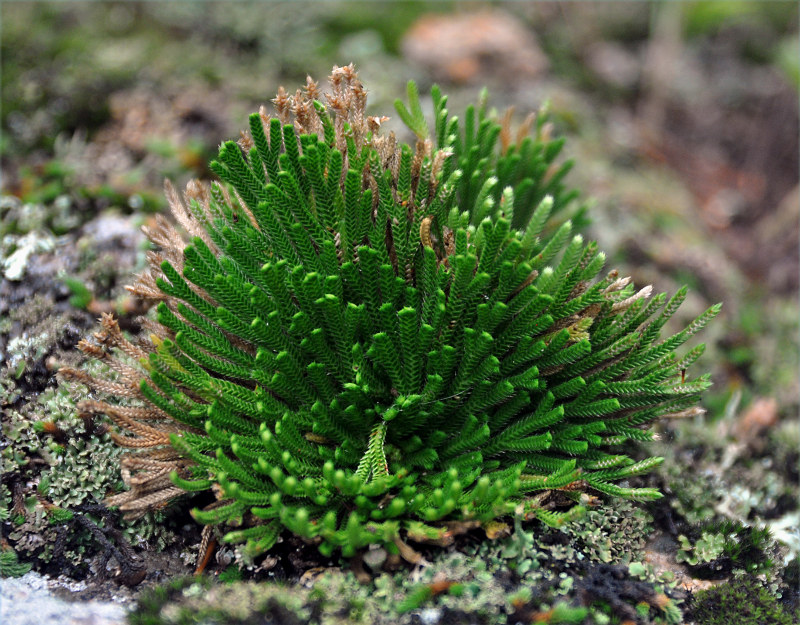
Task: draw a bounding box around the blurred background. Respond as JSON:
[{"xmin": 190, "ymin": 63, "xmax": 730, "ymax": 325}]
[{"xmin": 2, "ymin": 0, "xmax": 798, "ymax": 557}]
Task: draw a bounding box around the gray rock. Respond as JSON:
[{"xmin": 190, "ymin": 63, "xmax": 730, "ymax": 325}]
[{"xmin": 0, "ymin": 572, "xmax": 129, "ymax": 625}]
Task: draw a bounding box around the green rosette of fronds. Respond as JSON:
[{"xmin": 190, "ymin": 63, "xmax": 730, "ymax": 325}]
[{"xmin": 64, "ymin": 66, "xmax": 718, "ymax": 560}]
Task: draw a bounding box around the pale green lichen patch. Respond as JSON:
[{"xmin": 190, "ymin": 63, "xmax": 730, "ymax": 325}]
[
  {"xmin": 1, "ymin": 231, "xmax": 57, "ymax": 281},
  {"xmin": 2, "ymin": 374, "xmax": 179, "ymax": 568},
  {"xmin": 39, "ymin": 392, "xmax": 124, "ymax": 508},
  {"xmin": 0, "ymin": 229, "xmax": 176, "ymax": 575}
]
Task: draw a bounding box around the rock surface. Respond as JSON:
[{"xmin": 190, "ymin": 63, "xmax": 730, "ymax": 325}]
[{"xmin": 0, "ymin": 572, "xmax": 129, "ymax": 625}]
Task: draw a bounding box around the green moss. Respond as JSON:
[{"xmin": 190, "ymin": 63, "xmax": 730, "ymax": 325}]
[
  {"xmin": 0, "ymin": 548, "xmax": 33, "ymax": 578},
  {"xmin": 690, "ymin": 574, "xmax": 799, "ymax": 625}
]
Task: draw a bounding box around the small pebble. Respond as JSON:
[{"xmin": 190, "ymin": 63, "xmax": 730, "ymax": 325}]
[{"xmin": 419, "ymin": 607, "xmax": 442, "ymax": 625}]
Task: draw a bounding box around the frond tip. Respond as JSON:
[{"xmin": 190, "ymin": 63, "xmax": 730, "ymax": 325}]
[{"xmin": 65, "ymin": 65, "xmax": 719, "ymax": 561}]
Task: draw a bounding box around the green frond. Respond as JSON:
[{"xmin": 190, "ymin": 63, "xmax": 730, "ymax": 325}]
[
  {"xmin": 224, "ymin": 520, "xmax": 281, "ymax": 555},
  {"xmin": 191, "ymin": 500, "xmax": 246, "ymax": 525},
  {"xmin": 394, "ymin": 81, "xmax": 428, "ymax": 139},
  {"xmin": 585, "ymin": 481, "xmax": 663, "ymax": 501},
  {"xmin": 534, "ymin": 506, "xmax": 586, "ymax": 528}
]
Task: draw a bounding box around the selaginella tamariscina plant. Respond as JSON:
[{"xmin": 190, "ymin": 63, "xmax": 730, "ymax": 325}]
[{"xmin": 59, "ymin": 65, "xmax": 719, "ymax": 562}]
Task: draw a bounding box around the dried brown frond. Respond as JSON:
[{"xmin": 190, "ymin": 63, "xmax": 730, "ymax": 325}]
[
  {"xmin": 137, "ymin": 316, "xmax": 172, "ymax": 342},
  {"xmin": 442, "ymin": 226, "xmax": 455, "ymax": 258},
  {"xmin": 291, "ymin": 88, "xmax": 313, "ymax": 135},
  {"xmin": 392, "ymin": 535, "xmax": 426, "ymax": 565},
  {"xmin": 663, "ymin": 407, "xmax": 706, "ymax": 419},
  {"xmin": 350, "ymin": 78, "xmax": 367, "ymax": 123},
  {"xmin": 611, "ymin": 285, "xmax": 653, "ymax": 312},
  {"xmin": 411, "ymin": 138, "xmax": 431, "ymax": 185},
  {"xmin": 185, "ymin": 177, "xmax": 209, "ymax": 203},
  {"xmin": 125, "ymin": 278, "xmax": 164, "ymax": 301},
  {"xmin": 58, "ymin": 367, "xmax": 140, "ymax": 398},
  {"xmin": 539, "ymin": 121, "xmax": 553, "ymax": 143},
  {"xmin": 194, "ymin": 525, "xmax": 217, "ymax": 575},
  {"xmin": 583, "ymin": 302, "xmax": 605, "ymax": 319},
  {"xmin": 229, "ymin": 186, "xmax": 259, "ymax": 229},
  {"xmin": 568, "ymin": 280, "xmax": 589, "ymax": 301},
  {"xmin": 272, "ymin": 86, "xmax": 291, "ymax": 124},
  {"xmin": 420, "ymin": 216, "xmax": 435, "ymax": 249},
  {"xmin": 127, "ymin": 468, "xmax": 175, "ymax": 491},
  {"xmin": 258, "ymin": 104, "xmax": 269, "ymax": 124},
  {"xmin": 500, "ymin": 106, "xmax": 515, "ymax": 155},
  {"xmin": 237, "ymin": 130, "xmax": 254, "ymax": 153},
  {"xmin": 329, "ymin": 65, "xmax": 345, "ymax": 90},
  {"xmin": 75, "ymin": 339, "xmax": 144, "ymax": 390},
  {"xmin": 123, "ymin": 448, "xmax": 186, "ymax": 465},
  {"xmin": 102, "ymin": 404, "xmax": 186, "ymax": 438},
  {"xmin": 374, "ymin": 132, "xmax": 399, "ymax": 179},
  {"xmin": 339, "ymin": 62, "xmax": 357, "ymax": 83},
  {"xmin": 517, "ymin": 112, "xmax": 536, "ymax": 146},
  {"xmin": 499, "ymin": 107, "xmax": 537, "ymax": 156},
  {"xmin": 304, "ymin": 75, "xmax": 320, "ymax": 102},
  {"xmin": 110, "ymin": 487, "xmax": 187, "ymax": 519},
  {"xmin": 142, "ymin": 213, "xmax": 186, "ymax": 259},
  {"xmin": 99, "ymin": 313, "xmax": 149, "ymax": 361},
  {"xmin": 430, "ymin": 148, "xmax": 451, "ymax": 186},
  {"xmin": 109, "ymin": 430, "xmax": 170, "ymax": 449},
  {"xmin": 509, "ymin": 269, "xmax": 540, "ymax": 299},
  {"xmin": 367, "ymin": 115, "xmax": 390, "ymax": 134},
  {"xmin": 324, "ymin": 92, "xmax": 346, "ymax": 114},
  {"xmin": 603, "ymin": 275, "xmax": 631, "ymax": 294},
  {"xmin": 549, "ymin": 313, "xmax": 581, "ymax": 335}
]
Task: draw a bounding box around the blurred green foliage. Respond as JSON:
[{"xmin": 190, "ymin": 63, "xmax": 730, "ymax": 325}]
[{"xmin": 683, "ymin": 1, "xmax": 798, "ymax": 38}]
